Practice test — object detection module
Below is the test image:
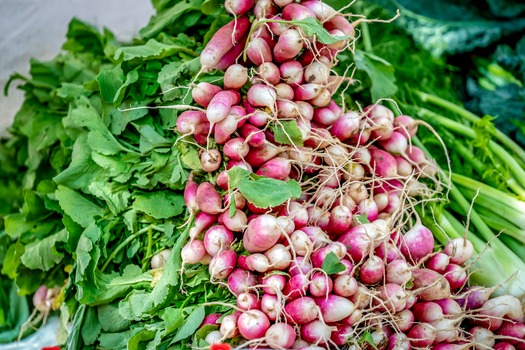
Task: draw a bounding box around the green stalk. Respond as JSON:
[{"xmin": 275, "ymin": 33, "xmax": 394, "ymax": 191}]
[
  {"xmin": 102, "ymin": 225, "xmax": 152, "ymax": 272},
  {"xmin": 499, "ymin": 235, "xmax": 525, "ymax": 259},
  {"xmin": 414, "ymin": 90, "xmax": 525, "ymax": 164},
  {"xmin": 412, "ymin": 105, "xmax": 525, "ymax": 189},
  {"xmin": 360, "ymin": 22, "xmax": 373, "ymax": 53},
  {"xmin": 475, "ymin": 206, "xmax": 525, "ymax": 244}
]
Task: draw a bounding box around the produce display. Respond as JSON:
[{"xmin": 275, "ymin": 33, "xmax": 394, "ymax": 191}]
[{"xmin": 0, "ymin": 0, "xmax": 524, "ymax": 349}]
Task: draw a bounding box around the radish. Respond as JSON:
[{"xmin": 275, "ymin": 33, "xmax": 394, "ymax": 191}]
[
  {"xmin": 444, "ymin": 263, "xmax": 468, "ymax": 290},
  {"xmin": 369, "ymin": 148, "xmax": 398, "ymax": 178},
  {"xmin": 247, "ymin": 84, "xmax": 277, "ymax": 112},
  {"xmin": 243, "ymin": 214, "xmax": 281, "ymax": 253},
  {"xmin": 279, "ymin": 60, "xmax": 304, "ymax": 85},
  {"xmin": 412, "ymin": 301, "xmax": 444, "ymax": 322},
  {"xmin": 283, "ymin": 274, "xmax": 309, "ymax": 300},
  {"xmin": 301, "ymin": 0, "xmax": 336, "ymax": 21},
  {"xmin": 471, "ymin": 327, "xmax": 496, "ymax": 350},
  {"xmin": 254, "ymin": 0, "xmax": 278, "ymax": 18},
  {"xmin": 494, "ymin": 343, "xmax": 518, "ymax": 350},
  {"xmin": 411, "ymin": 268, "xmax": 451, "ymax": 301},
  {"xmin": 387, "ymin": 333, "xmax": 411, "ymax": 350},
  {"xmin": 195, "ymin": 182, "xmax": 222, "ymax": 215},
  {"xmin": 359, "ymin": 255, "xmax": 385, "ymax": 285},
  {"xmin": 300, "ymin": 320, "xmax": 333, "ymax": 344},
  {"xmin": 386, "ymin": 259, "xmax": 412, "ymax": 285},
  {"xmin": 206, "ymin": 90, "xmax": 241, "ymax": 124},
  {"xmin": 219, "ymin": 209, "xmax": 247, "ymax": 232},
  {"xmin": 264, "ymin": 244, "xmax": 291, "ymax": 270},
  {"xmin": 273, "ymin": 28, "xmax": 303, "ymax": 63},
  {"xmin": 394, "ymin": 309, "xmax": 415, "ymax": 333},
  {"xmin": 244, "ymin": 141, "xmax": 280, "ymax": 167},
  {"xmin": 245, "ymin": 253, "xmax": 271, "ymax": 273},
  {"xmin": 265, "ymin": 323, "xmax": 296, "ymax": 349},
  {"xmin": 338, "ymin": 229, "xmax": 372, "ymax": 263},
  {"xmin": 238, "ymin": 309, "xmax": 271, "ymax": 340},
  {"xmin": 177, "ymin": 110, "xmax": 208, "ymax": 135},
  {"xmin": 497, "ymin": 321, "xmax": 525, "ymax": 341},
  {"xmin": 407, "ymin": 322, "xmax": 436, "ymax": 348},
  {"xmin": 309, "ymin": 272, "xmax": 334, "ymax": 297},
  {"xmin": 200, "ymin": 313, "xmax": 222, "ymax": 328},
  {"xmin": 247, "ymin": 37, "xmax": 273, "ymax": 65},
  {"xmin": 426, "ymin": 252, "xmax": 450, "ymax": 273},
  {"xmin": 33, "ymin": 285, "xmax": 58, "ymax": 313},
  {"xmin": 456, "ymin": 286, "xmax": 492, "ymax": 310},
  {"xmin": 343, "ymin": 309, "xmax": 363, "ymax": 326},
  {"xmin": 282, "ymin": 3, "xmax": 316, "ymax": 21},
  {"xmin": 200, "ymin": 149, "xmax": 222, "ymax": 172},
  {"xmin": 209, "ymin": 249, "xmax": 237, "ymax": 279},
  {"xmin": 333, "ymin": 275, "xmax": 358, "ymax": 297},
  {"xmin": 261, "ymin": 294, "xmax": 280, "ymax": 321},
  {"xmin": 399, "ymin": 223, "xmax": 434, "ymax": 263},
  {"xmin": 200, "ymin": 16, "xmax": 251, "ymax": 69},
  {"xmin": 444, "ymin": 238, "xmax": 475, "ymax": 265},
  {"xmin": 275, "ymin": 82, "xmax": 295, "ymax": 100},
  {"xmin": 377, "ymin": 283, "xmax": 408, "ymax": 312},
  {"xmin": 256, "ymin": 62, "xmax": 281, "ymax": 85},
  {"xmin": 262, "ymin": 274, "xmax": 287, "ymax": 294},
  {"xmin": 289, "ymin": 256, "xmax": 313, "ymax": 277},
  {"xmin": 228, "ymin": 268, "xmax": 257, "ymax": 295},
  {"xmin": 189, "ymin": 211, "xmax": 218, "ymax": 239},
  {"xmin": 205, "ymin": 330, "xmax": 223, "ymax": 345},
  {"xmin": 220, "ymin": 312, "xmax": 240, "ymax": 338},
  {"xmin": 225, "ymin": 0, "xmax": 255, "ymax": 15},
  {"xmin": 328, "ymin": 205, "xmax": 353, "ymax": 236},
  {"xmin": 214, "ymin": 32, "xmax": 249, "ymax": 71},
  {"xmin": 378, "ymin": 131, "xmax": 408, "ymax": 155},
  {"xmin": 237, "ymin": 292, "xmax": 260, "ymax": 311},
  {"xmin": 394, "ymin": 115, "xmax": 418, "ymax": 138},
  {"xmin": 434, "ymin": 298, "xmax": 462, "ymax": 316},
  {"xmin": 256, "ymin": 157, "xmax": 291, "ymax": 180},
  {"xmin": 395, "ymin": 155, "xmax": 413, "ymax": 176},
  {"xmin": 191, "ymin": 83, "xmax": 222, "ymax": 108},
  {"xmin": 285, "ymin": 296, "xmax": 318, "ymax": 324},
  {"xmin": 224, "ymin": 64, "xmax": 248, "ymax": 90},
  {"xmin": 480, "ymin": 295, "xmax": 524, "ymax": 324},
  {"xmin": 324, "ymin": 15, "xmax": 355, "ymax": 37},
  {"xmin": 304, "ymin": 61, "xmax": 330, "ymax": 84},
  {"xmin": 331, "ymin": 324, "xmax": 354, "ymax": 346},
  {"xmin": 240, "ymin": 123, "xmax": 266, "ymax": 148},
  {"xmin": 315, "ymin": 294, "xmax": 356, "ymax": 323},
  {"xmin": 204, "ymin": 225, "xmax": 234, "ymax": 256},
  {"xmin": 181, "ymin": 240, "xmax": 206, "ymax": 264},
  {"xmin": 375, "ymin": 242, "xmax": 402, "ymax": 263}
]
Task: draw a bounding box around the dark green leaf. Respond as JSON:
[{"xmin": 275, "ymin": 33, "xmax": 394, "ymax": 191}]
[
  {"xmin": 321, "ymin": 252, "xmax": 346, "ymax": 274},
  {"xmin": 114, "ymin": 39, "xmax": 196, "ymax": 62},
  {"xmin": 20, "ymin": 229, "xmax": 68, "ymax": 271},
  {"xmin": 228, "ymin": 167, "xmax": 302, "ymax": 209},
  {"xmin": 140, "ymin": 0, "xmax": 203, "ymax": 39},
  {"xmin": 290, "ymin": 17, "xmax": 350, "ymax": 45},
  {"xmin": 354, "ymin": 49, "xmax": 398, "ymax": 101},
  {"xmin": 97, "ymin": 64, "xmax": 125, "ymax": 103},
  {"xmin": 55, "ymin": 185, "xmax": 105, "ymax": 228},
  {"xmin": 98, "ymin": 304, "xmax": 132, "ymax": 333},
  {"xmin": 171, "ymin": 306, "xmax": 205, "ymax": 343}
]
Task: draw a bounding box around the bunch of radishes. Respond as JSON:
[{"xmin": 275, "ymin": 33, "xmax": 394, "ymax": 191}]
[{"xmin": 171, "ymin": 0, "xmax": 525, "ymax": 348}]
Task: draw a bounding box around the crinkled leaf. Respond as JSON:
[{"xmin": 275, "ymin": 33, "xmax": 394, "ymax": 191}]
[
  {"xmin": 115, "ymin": 39, "xmax": 196, "ymax": 62},
  {"xmin": 228, "ymin": 166, "xmax": 302, "ymax": 209},
  {"xmin": 354, "ymin": 49, "xmax": 398, "ymax": 101},
  {"xmin": 133, "ymin": 191, "xmax": 185, "ymax": 219},
  {"xmin": 98, "ymin": 304, "xmax": 132, "ymax": 333},
  {"xmin": 321, "ymin": 252, "xmax": 346, "ymax": 274},
  {"xmin": 20, "ymin": 229, "xmax": 68, "ymax": 271},
  {"xmin": 162, "ymin": 308, "xmax": 184, "ymax": 335},
  {"xmin": 97, "ymin": 64, "xmax": 125, "ymax": 103},
  {"xmin": 55, "ymin": 185, "xmax": 105, "ymax": 228},
  {"xmin": 140, "ymin": 0, "xmax": 203, "ymax": 39},
  {"xmin": 88, "ymin": 182, "xmax": 131, "ymax": 215},
  {"xmin": 272, "ymin": 120, "xmax": 304, "ymax": 146}
]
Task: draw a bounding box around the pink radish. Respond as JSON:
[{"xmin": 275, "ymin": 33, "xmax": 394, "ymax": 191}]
[
  {"xmin": 338, "ymin": 229, "xmax": 372, "ymax": 263},
  {"xmin": 244, "ymin": 141, "xmax": 280, "ymax": 166},
  {"xmin": 456, "ymin": 286, "xmax": 492, "ymax": 310},
  {"xmin": 240, "ymin": 123, "xmax": 266, "ymax": 147},
  {"xmin": 328, "ymin": 205, "xmax": 352, "ymax": 236},
  {"xmin": 275, "ymin": 82, "xmax": 295, "ymax": 100},
  {"xmin": 309, "ymin": 272, "xmax": 334, "ymax": 297},
  {"xmin": 289, "ymin": 256, "xmax": 313, "ymax": 276},
  {"xmin": 237, "ymin": 292, "xmax": 260, "ymax": 311},
  {"xmin": 394, "ymin": 115, "xmax": 418, "ymax": 138},
  {"xmin": 309, "ymin": 87, "xmax": 332, "ymax": 107},
  {"xmin": 191, "ymin": 83, "xmax": 222, "ymax": 108},
  {"xmin": 375, "ymin": 242, "xmax": 402, "ymax": 263},
  {"xmin": 283, "ymin": 274, "xmax": 309, "ymax": 300},
  {"xmin": 219, "ymin": 209, "xmax": 247, "ymax": 232},
  {"xmin": 188, "ymin": 211, "xmax": 217, "ymax": 239},
  {"xmin": 223, "ymin": 137, "xmax": 250, "ymax": 161},
  {"xmin": 406, "ymin": 145, "xmax": 426, "ymax": 164},
  {"xmin": 407, "ymin": 322, "xmax": 436, "ymax": 348},
  {"xmin": 205, "ymin": 330, "xmax": 222, "ymax": 345},
  {"xmin": 331, "ymin": 324, "xmax": 354, "ymax": 346},
  {"xmin": 243, "ymin": 214, "xmax": 281, "ymax": 253},
  {"xmin": 300, "ymin": 320, "xmax": 333, "ymax": 344},
  {"xmin": 227, "ymin": 268, "xmax": 257, "ymax": 295},
  {"xmin": 444, "ymin": 238, "xmax": 475, "ymax": 265},
  {"xmin": 412, "ymin": 301, "xmax": 444, "ymax": 323},
  {"xmin": 282, "ymin": 3, "xmax": 316, "ymax": 20},
  {"xmin": 227, "ymin": 159, "xmax": 252, "ymax": 172},
  {"xmin": 394, "ymin": 309, "xmax": 414, "ymax": 333},
  {"xmin": 360, "ymin": 255, "xmax": 385, "ymax": 284},
  {"xmin": 264, "ymin": 244, "xmax": 291, "ymax": 270},
  {"xmin": 262, "ymin": 274, "xmax": 287, "ymax": 294},
  {"xmin": 200, "ymin": 313, "xmax": 221, "ymax": 328},
  {"xmin": 378, "ymin": 131, "xmax": 408, "ymax": 155},
  {"xmin": 369, "ymin": 148, "xmax": 398, "ymax": 178},
  {"xmin": 273, "ymin": 28, "xmax": 303, "ymax": 63},
  {"xmin": 301, "ymin": 0, "xmax": 336, "ymax": 21},
  {"xmin": 411, "ymin": 268, "xmax": 451, "ymax": 301},
  {"xmin": 214, "ymin": 33, "xmax": 249, "ymax": 71},
  {"xmin": 181, "ymin": 240, "xmax": 206, "ymax": 264},
  {"xmin": 330, "ymin": 111, "xmax": 360, "ymax": 141},
  {"xmin": 395, "ymin": 155, "xmax": 413, "ymax": 176},
  {"xmin": 246, "ymin": 37, "xmax": 273, "ymax": 65},
  {"xmin": 215, "ymin": 113, "xmax": 239, "ymax": 144},
  {"xmin": 184, "ymin": 174, "xmax": 199, "ymax": 213},
  {"xmin": 245, "ymin": 253, "xmax": 270, "ymax": 273},
  {"xmin": 261, "ymin": 294, "xmax": 280, "ymax": 321},
  {"xmin": 434, "ymin": 298, "xmax": 462, "ymax": 316},
  {"xmin": 177, "ymin": 110, "xmax": 208, "ymax": 134},
  {"xmin": 315, "ymin": 294, "xmax": 356, "ymax": 323},
  {"xmin": 209, "ymin": 249, "xmax": 237, "ymax": 279},
  {"xmin": 470, "ymin": 327, "xmax": 496, "ymax": 349},
  {"xmin": 386, "ymin": 259, "xmax": 412, "ymax": 285},
  {"xmin": 256, "ymin": 157, "xmax": 291, "ymax": 180},
  {"xmin": 204, "ymin": 225, "xmax": 234, "ymax": 256},
  {"xmin": 195, "ymin": 182, "xmax": 222, "ymax": 215},
  {"xmin": 443, "ymin": 264, "xmax": 468, "ymax": 290},
  {"xmin": 247, "ymin": 84, "xmax": 277, "ymax": 112},
  {"xmin": 304, "ymin": 60, "xmax": 330, "ymax": 84},
  {"xmin": 237, "ymin": 309, "xmax": 271, "ymax": 340},
  {"xmin": 254, "ymin": 0, "xmax": 278, "ymax": 18},
  {"xmin": 279, "ymin": 60, "xmax": 304, "ymax": 85},
  {"xmin": 220, "ymin": 312, "xmax": 240, "ymax": 338},
  {"xmin": 426, "ymin": 252, "xmax": 450, "ymax": 273},
  {"xmin": 200, "ymin": 16, "xmax": 251, "ymax": 69},
  {"xmin": 206, "ymin": 90, "xmax": 241, "ymax": 124},
  {"xmin": 200, "ymin": 149, "xmax": 222, "ymax": 172},
  {"xmin": 265, "ymin": 323, "xmax": 296, "ymax": 349},
  {"xmin": 387, "ymin": 333, "xmax": 411, "ymax": 350},
  {"xmin": 324, "ymin": 15, "xmax": 355, "ymax": 37},
  {"xmin": 256, "ymin": 62, "xmax": 280, "ymax": 85},
  {"xmin": 285, "ymin": 297, "xmax": 319, "ymax": 324},
  {"xmin": 399, "ymin": 223, "xmax": 434, "ymax": 263},
  {"xmin": 497, "ymin": 321, "xmax": 525, "ymax": 341},
  {"xmin": 224, "ymin": 64, "xmax": 248, "ymax": 90},
  {"xmin": 377, "ymin": 283, "xmax": 408, "ymax": 312},
  {"xmin": 225, "ymin": 0, "xmax": 255, "ymax": 15},
  {"xmin": 333, "ymin": 275, "xmax": 358, "ymax": 297},
  {"xmin": 294, "ymin": 83, "xmax": 323, "ymax": 101}
]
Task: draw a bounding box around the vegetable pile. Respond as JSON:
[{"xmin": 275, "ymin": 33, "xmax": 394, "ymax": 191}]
[{"xmin": 1, "ymin": 0, "xmax": 525, "ymax": 349}]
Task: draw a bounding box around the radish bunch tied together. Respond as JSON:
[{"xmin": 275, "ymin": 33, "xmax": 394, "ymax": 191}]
[{"xmin": 174, "ymin": 0, "xmax": 525, "ymax": 348}]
